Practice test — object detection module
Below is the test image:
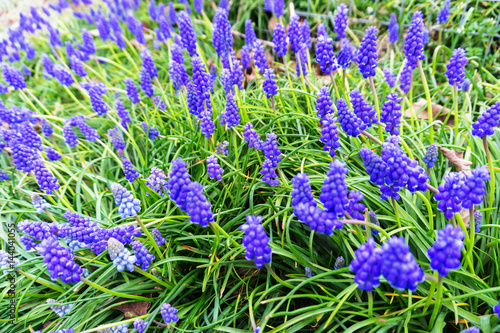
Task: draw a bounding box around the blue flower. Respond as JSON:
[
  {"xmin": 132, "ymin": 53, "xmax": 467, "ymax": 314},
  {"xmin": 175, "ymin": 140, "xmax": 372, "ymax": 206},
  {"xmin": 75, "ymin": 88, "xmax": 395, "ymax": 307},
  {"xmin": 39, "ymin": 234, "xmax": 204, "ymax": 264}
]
[
  {"xmin": 47, "ymin": 299, "xmax": 72, "ymax": 317},
  {"xmin": 140, "ymin": 68, "xmax": 154, "ymax": 97},
  {"xmin": 152, "ymin": 228, "xmax": 166, "ymax": 246},
  {"xmin": 459, "ymin": 166, "xmax": 489, "ymax": 209},
  {"xmin": 133, "ymin": 318, "xmax": 149, "ymax": 333},
  {"xmin": 494, "ymin": 299, "xmax": 500, "ymax": 319},
  {"xmin": 473, "ymin": 211, "xmax": 482, "ymax": 233},
  {"xmin": 383, "ymin": 68, "xmax": 397, "ymax": 88},
  {"xmin": 334, "ymin": 256, "xmax": 346, "ymax": 269},
  {"xmin": 0, "ymin": 169, "xmax": 8, "ymax": 181},
  {"xmin": 140, "ymin": 48, "xmax": 158, "ymax": 79},
  {"xmin": 145, "ymin": 167, "xmax": 168, "ymax": 197},
  {"xmin": 216, "ymin": 141, "xmax": 229, "ymax": 155},
  {"xmin": 296, "ymin": 45, "xmax": 308, "ymax": 77},
  {"xmin": 273, "ymin": 23, "xmax": 287, "ymax": 58},
  {"xmin": 33, "ymin": 160, "xmax": 60, "ymax": 194},
  {"xmin": 241, "ymin": 45, "xmax": 251, "ymax": 69},
  {"xmin": 1, "ymin": 62, "xmax": 26, "ymax": 90},
  {"xmin": 212, "ymin": 8, "xmax": 232, "ymax": 57},
  {"xmin": 206, "ymin": 155, "xmax": 224, "ymax": 181},
  {"xmin": 350, "ymin": 89, "xmax": 378, "ymax": 127},
  {"xmin": 111, "ymin": 183, "xmax": 141, "ymax": 218},
  {"xmin": 142, "ymin": 122, "xmax": 159, "ymax": 140},
  {"xmin": 167, "ymin": 157, "xmax": 191, "ymax": 210},
  {"xmin": 300, "ymin": 20, "xmax": 312, "ymax": 49},
  {"xmin": 274, "ymin": 0, "xmax": 284, "ymax": 17},
  {"xmin": 185, "ymin": 181, "xmax": 214, "ymax": 226},
  {"xmin": 108, "ymin": 127, "xmax": 125, "ymax": 150},
  {"xmin": 422, "ymin": 143, "xmax": 438, "ymax": 168},
  {"xmin": 124, "ymin": 77, "xmax": 140, "ymax": 104},
  {"xmin": 319, "ymin": 114, "xmax": 340, "ymax": 157},
  {"xmin": 445, "ymin": 48, "xmax": 467, "ymax": 87},
  {"xmin": 399, "ymin": 61, "xmax": 413, "ymax": 93},
  {"xmin": 437, "ymin": 0, "xmax": 451, "ymax": 24},
  {"xmin": 245, "ymin": 19, "xmax": 257, "ymax": 49},
  {"xmin": 20, "ymin": 121, "xmax": 42, "ymax": 150},
  {"xmin": 315, "ymin": 86, "xmax": 334, "ymax": 122},
  {"xmin": 107, "ymin": 237, "xmax": 136, "ymax": 272},
  {"xmin": 88, "ymin": 83, "xmax": 108, "ymax": 116},
  {"xmin": 357, "ymin": 26, "xmax": 378, "ymax": 78},
  {"xmin": 263, "ymin": 68, "xmax": 278, "ymax": 99},
  {"xmin": 161, "ymin": 303, "xmax": 179, "ymax": 324},
  {"xmin": 253, "ymin": 40, "xmax": 268, "ymax": 74},
  {"xmin": 388, "ymin": 13, "xmax": 399, "ymax": 44},
  {"xmin": 338, "ymin": 39, "xmax": 352, "ymax": 70},
  {"xmin": 179, "ymin": 11, "xmax": 197, "ymax": 57},
  {"xmin": 38, "ymin": 237, "xmax": 83, "ymax": 283},
  {"xmin": 243, "ymin": 122, "xmax": 262, "ymax": 150},
  {"xmin": 315, "ymin": 24, "xmax": 337, "ymax": 75},
  {"xmin": 337, "ymin": 98, "xmax": 365, "ymax": 137},
  {"xmin": 404, "ymin": 11, "xmax": 425, "ymax": 69},
  {"xmin": 472, "ymin": 101, "xmax": 500, "ymax": 137},
  {"xmin": 288, "ymin": 14, "xmax": 301, "ymax": 53},
  {"xmin": 368, "ymin": 211, "xmax": 380, "ymax": 235},
  {"xmin": 319, "ymin": 159, "xmax": 350, "ymax": 218},
  {"xmin": 381, "ymin": 236, "xmax": 424, "ymax": 291},
  {"xmin": 428, "ymin": 224, "xmax": 464, "ymax": 277},
  {"xmin": 334, "ymin": 3, "xmax": 348, "ymax": 40},
  {"xmin": 435, "ymin": 172, "xmax": 466, "ymax": 219},
  {"xmin": 459, "ymin": 327, "xmax": 480, "ymax": 333},
  {"xmin": 70, "ymin": 55, "xmax": 86, "ymax": 77},
  {"xmin": 262, "ymin": 133, "xmax": 281, "ymax": 167},
  {"xmin": 240, "ymin": 215, "xmax": 272, "ymax": 268},
  {"xmin": 122, "ymin": 159, "xmax": 140, "ymax": 183},
  {"xmin": 380, "ymin": 93, "xmax": 403, "ymax": 135},
  {"xmin": 260, "ymin": 158, "xmax": 280, "ymax": 187},
  {"xmin": 200, "ymin": 110, "xmax": 215, "ymax": 138},
  {"xmin": 349, "ymin": 237, "xmax": 382, "ymax": 291},
  {"xmin": 132, "ymin": 240, "xmax": 154, "ymax": 270},
  {"xmin": 347, "ymin": 190, "xmax": 366, "ymax": 220}
]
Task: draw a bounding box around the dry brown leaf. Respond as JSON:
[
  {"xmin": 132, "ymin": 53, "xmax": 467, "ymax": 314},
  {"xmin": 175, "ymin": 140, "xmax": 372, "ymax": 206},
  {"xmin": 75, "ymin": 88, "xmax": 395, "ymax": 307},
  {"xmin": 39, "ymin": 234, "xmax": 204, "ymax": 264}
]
[
  {"xmin": 404, "ymin": 98, "xmax": 453, "ymax": 127},
  {"xmin": 439, "ymin": 147, "xmax": 472, "ymax": 174},
  {"xmin": 268, "ymin": 16, "xmax": 276, "ymax": 32},
  {"xmin": 111, "ymin": 299, "xmax": 150, "ymax": 318}
]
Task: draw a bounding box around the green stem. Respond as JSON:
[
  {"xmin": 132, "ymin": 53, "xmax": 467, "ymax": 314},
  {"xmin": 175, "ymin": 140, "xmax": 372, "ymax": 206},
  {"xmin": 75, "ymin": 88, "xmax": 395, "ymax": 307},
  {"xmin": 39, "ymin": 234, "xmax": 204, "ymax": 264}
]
[
  {"xmin": 392, "ymin": 197, "xmax": 402, "ymax": 236},
  {"xmin": 417, "ymin": 60, "xmax": 434, "ymax": 143},
  {"xmin": 368, "ymin": 291, "xmax": 373, "ymax": 317},
  {"xmin": 210, "ymin": 221, "xmax": 240, "ymax": 247},
  {"xmin": 453, "ymin": 83, "xmax": 459, "ymax": 144},
  {"xmin": 369, "ymin": 76, "xmax": 384, "ymax": 141},
  {"xmin": 135, "ymin": 215, "xmax": 163, "ymax": 259},
  {"xmin": 429, "ymin": 276, "xmax": 444, "ymax": 329},
  {"xmin": 483, "ymin": 136, "xmax": 495, "ymax": 224},
  {"xmin": 283, "ymin": 55, "xmax": 301, "ymax": 114}
]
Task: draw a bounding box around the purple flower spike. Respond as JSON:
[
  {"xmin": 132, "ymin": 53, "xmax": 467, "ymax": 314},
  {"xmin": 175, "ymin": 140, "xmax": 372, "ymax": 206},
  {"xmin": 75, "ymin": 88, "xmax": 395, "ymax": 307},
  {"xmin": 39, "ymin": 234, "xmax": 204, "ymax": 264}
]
[
  {"xmin": 108, "ymin": 127, "xmax": 125, "ymax": 150},
  {"xmin": 33, "ymin": 160, "xmax": 60, "ymax": 194},
  {"xmin": 140, "ymin": 68, "xmax": 154, "ymax": 97},
  {"xmin": 288, "ymin": 14, "xmax": 301, "ymax": 54},
  {"xmin": 315, "ymin": 86, "xmax": 334, "ymax": 122},
  {"xmin": 380, "ymin": 92, "xmax": 403, "ymax": 135},
  {"xmin": 350, "ymin": 89, "xmax": 378, "ymax": 127},
  {"xmin": 349, "ymin": 237, "xmax": 382, "ymax": 291},
  {"xmin": 337, "ymin": 39, "xmax": 352, "ymax": 70},
  {"xmin": 74, "ymin": 116, "xmax": 100, "ymax": 141},
  {"xmin": 319, "ymin": 159, "xmax": 350, "ymax": 218},
  {"xmin": 161, "ymin": 303, "xmax": 179, "ymax": 324},
  {"xmin": 300, "ymin": 20, "xmax": 312, "ymax": 49},
  {"xmin": 357, "ymin": 26, "xmax": 378, "ymax": 78},
  {"xmin": 212, "ymin": 8, "xmax": 232, "ymax": 57},
  {"xmin": 273, "ymin": 23, "xmax": 287, "ymax": 58},
  {"xmin": 142, "ymin": 122, "xmax": 159, "ymax": 140},
  {"xmin": 334, "ymin": 3, "xmax": 348, "ymax": 40},
  {"xmin": 494, "ymin": 300, "xmax": 500, "ymax": 319},
  {"xmin": 291, "ymin": 173, "xmax": 315, "ymax": 208},
  {"xmin": 88, "ymin": 83, "xmax": 108, "ymax": 116},
  {"xmin": 337, "ymin": 98, "xmax": 365, "ymax": 137},
  {"xmin": 460, "ymin": 166, "xmax": 490, "ymax": 209},
  {"xmin": 444, "ymin": 48, "xmax": 467, "ymax": 87},
  {"xmin": 399, "ymin": 61, "xmax": 414, "ymax": 93},
  {"xmin": 422, "ymin": 144, "xmax": 438, "ymax": 168},
  {"xmin": 178, "ymin": 11, "xmax": 198, "ymax": 57},
  {"xmin": 132, "ymin": 240, "xmax": 154, "ymax": 270},
  {"xmin": 437, "ymin": 0, "xmax": 451, "ymax": 24},
  {"xmin": 32, "ymin": 193, "xmax": 50, "ymax": 214},
  {"xmin": 216, "ymin": 141, "xmax": 229, "ymax": 155},
  {"xmin": 221, "ymin": 92, "xmax": 240, "ymax": 128},
  {"xmin": 347, "ymin": 190, "xmax": 366, "ymax": 220},
  {"xmin": 152, "ymin": 228, "xmax": 166, "ymax": 246},
  {"xmin": 185, "ymin": 181, "xmax": 214, "ymax": 227},
  {"xmin": 241, "ymin": 45, "xmax": 251, "ymax": 69},
  {"xmin": 428, "ymin": 224, "xmax": 464, "ymax": 277},
  {"xmin": 404, "ymin": 11, "xmax": 425, "ymax": 69},
  {"xmin": 20, "ymin": 121, "xmax": 42, "ymax": 150},
  {"xmin": 472, "ymin": 101, "xmax": 500, "ymax": 137},
  {"xmin": 243, "ymin": 122, "xmax": 262, "ymax": 150},
  {"xmin": 124, "ymin": 77, "xmax": 140, "ymax": 104},
  {"xmin": 359, "ymin": 148, "xmax": 386, "ymax": 186},
  {"xmin": 108, "ymin": 237, "xmax": 136, "ymax": 272},
  {"xmin": 206, "ymin": 155, "xmax": 224, "ymax": 181},
  {"xmin": 253, "ymin": 40, "xmax": 268, "ymax": 74},
  {"xmin": 1, "ymin": 63, "xmax": 26, "ymax": 90},
  {"xmin": 296, "ymin": 45, "xmax": 308, "ymax": 77},
  {"xmin": 200, "ymin": 111, "xmax": 215, "ymax": 138},
  {"xmin": 141, "ymin": 48, "xmax": 158, "ymax": 79},
  {"xmin": 167, "ymin": 157, "xmax": 191, "ymax": 210},
  {"xmin": 122, "ymin": 159, "xmax": 140, "ymax": 183},
  {"xmin": 134, "ymin": 318, "xmax": 149, "ymax": 333},
  {"xmin": 111, "ymin": 183, "xmax": 141, "ymax": 218},
  {"xmin": 262, "ymin": 133, "xmax": 281, "ymax": 167},
  {"xmin": 261, "ymin": 158, "xmax": 280, "ymax": 186},
  {"xmin": 168, "ymin": 2, "xmax": 178, "ymax": 24},
  {"xmin": 434, "ymin": 172, "xmax": 465, "ymax": 219},
  {"xmin": 320, "ymin": 114, "xmax": 340, "ymax": 157},
  {"xmin": 263, "ymin": 68, "xmax": 278, "ymax": 99},
  {"xmin": 70, "ymin": 55, "xmax": 86, "ymax": 77},
  {"xmin": 315, "ymin": 24, "xmax": 337, "ymax": 75},
  {"xmin": 38, "ymin": 237, "xmax": 83, "ymax": 283},
  {"xmin": 461, "ymin": 78, "xmax": 471, "ymax": 92},
  {"xmin": 274, "ymin": 0, "xmax": 284, "ymax": 17},
  {"xmin": 381, "ymin": 236, "xmax": 424, "ymax": 291},
  {"xmin": 63, "ymin": 124, "xmax": 79, "ymax": 148},
  {"xmin": 145, "ymin": 167, "xmax": 168, "ymax": 197},
  {"xmin": 388, "ymin": 13, "xmax": 399, "ymax": 44},
  {"xmin": 240, "ymin": 215, "xmax": 272, "ymax": 268},
  {"xmin": 45, "ymin": 147, "xmax": 61, "ymax": 161},
  {"xmin": 383, "ymin": 68, "xmax": 396, "ymax": 88},
  {"xmin": 245, "ymin": 19, "xmax": 257, "ymax": 49}
]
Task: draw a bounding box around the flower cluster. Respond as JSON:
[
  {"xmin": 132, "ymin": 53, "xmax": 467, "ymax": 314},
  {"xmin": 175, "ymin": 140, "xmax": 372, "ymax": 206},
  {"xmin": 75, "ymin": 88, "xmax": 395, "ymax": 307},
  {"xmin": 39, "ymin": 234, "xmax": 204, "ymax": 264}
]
[
  {"xmin": 240, "ymin": 215, "xmax": 272, "ymax": 268},
  {"xmin": 445, "ymin": 48, "xmax": 467, "ymax": 86},
  {"xmin": 357, "ymin": 26, "xmax": 378, "ymax": 78},
  {"xmin": 47, "ymin": 299, "xmax": 73, "ymax": 317},
  {"xmin": 380, "ymin": 93, "xmax": 403, "ymax": 135},
  {"xmin": 428, "ymin": 224, "xmax": 464, "ymax": 277},
  {"xmin": 349, "ymin": 237, "xmax": 382, "ymax": 291},
  {"xmin": 38, "ymin": 237, "xmax": 83, "ymax": 283},
  {"xmin": 108, "ymin": 237, "xmax": 136, "ymax": 272},
  {"xmin": 161, "ymin": 303, "xmax": 179, "ymax": 324},
  {"xmin": 319, "ymin": 114, "xmax": 340, "ymax": 157},
  {"xmin": 111, "ymin": 183, "xmax": 141, "ymax": 218},
  {"xmin": 206, "ymin": 155, "xmax": 224, "ymax": 181},
  {"xmin": 132, "ymin": 240, "xmax": 154, "ymax": 270},
  {"xmin": 152, "ymin": 228, "xmax": 166, "ymax": 246},
  {"xmin": 472, "ymin": 101, "xmax": 500, "ymax": 137},
  {"xmin": 350, "ymin": 89, "xmax": 378, "ymax": 127}
]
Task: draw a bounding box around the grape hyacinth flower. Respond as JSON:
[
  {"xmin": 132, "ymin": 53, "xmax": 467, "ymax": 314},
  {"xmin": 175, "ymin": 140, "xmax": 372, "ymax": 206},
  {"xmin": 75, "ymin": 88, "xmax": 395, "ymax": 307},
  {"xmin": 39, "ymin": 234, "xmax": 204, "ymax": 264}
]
[
  {"xmin": 168, "ymin": 157, "xmax": 191, "ymax": 210},
  {"xmin": 140, "ymin": 48, "xmax": 158, "ymax": 79},
  {"xmin": 262, "ymin": 133, "xmax": 282, "ymax": 167},
  {"xmin": 434, "ymin": 172, "xmax": 465, "ymax": 219},
  {"xmin": 404, "ymin": 11, "xmax": 425, "ymax": 69},
  {"xmin": 69, "ymin": 55, "xmax": 86, "ymax": 77},
  {"xmin": 296, "ymin": 45, "xmax": 308, "ymax": 77},
  {"xmin": 243, "ymin": 122, "xmax": 262, "ymax": 149},
  {"xmin": 53, "ymin": 64, "xmax": 74, "ymax": 86},
  {"xmin": 288, "ymin": 14, "xmax": 301, "ymax": 54},
  {"xmin": 300, "ymin": 20, "xmax": 312, "ymax": 49},
  {"xmin": 154, "ymin": 96, "xmax": 167, "ymax": 111},
  {"xmin": 428, "ymin": 224, "xmax": 464, "ymax": 277},
  {"xmin": 315, "ymin": 86, "xmax": 334, "ymax": 121},
  {"xmin": 459, "ymin": 328, "xmax": 480, "ymax": 333},
  {"xmin": 320, "ymin": 114, "xmax": 340, "ymax": 157},
  {"xmin": 33, "ymin": 160, "xmax": 60, "ymax": 194},
  {"xmin": 493, "ymin": 300, "xmax": 500, "ymax": 319},
  {"xmin": 337, "ymin": 39, "xmax": 352, "ymax": 70},
  {"xmin": 133, "ymin": 318, "xmax": 149, "ymax": 333},
  {"xmin": 124, "ymin": 77, "xmax": 140, "ymax": 104},
  {"xmin": 132, "ymin": 240, "xmax": 154, "ymax": 270},
  {"xmin": 38, "ymin": 237, "xmax": 83, "ymax": 283},
  {"xmin": 291, "ymin": 173, "xmax": 315, "ymax": 208},
  {"xmin": 461, "ymin": 78, "xmax": 471, "ymax": 92},
  {"xmin": 368, "ymin": 211, "xmax": 380, "ymax": 235},
  {"xmin": 142, "ymin": 122, "xmax": 159, "ymax": 140},
  {"xmin": 32, "ymin": 193, "xmax": 50, "ymax": 214},
  {"xmin": 319, "ymin": 160, "xmax": 350, "ymax": 218},
  {"xmin": 472, "ymin": 101, "xmax": 500, "ymax": 137},
  {"xmin": 115, "ymin": 99, "xmax": 130, "ymax": 129},
  {"xmin": 444, "ymin": 48, "xmax": 467, "ymax": 87},
  {"xmin": 357, "ymin": 26, "xmax": 378, "ymax": 78},
  {"xmin": 111, "ymin": 183, "xmax": 141, "ymax": 218},
  {"xmin": 380, "ymin": 93, "xmax": 403, "ymax": 135},
  {"xmin": 161, "ymin": 303, "xmax": 179, "ymax": 324},
  {"xmin": 140, "ymin": 68, "xmax": 154, "ymax": 97},
  {"xmin": 261, "ymin": 158, "xmax": 280, "ymax": 187},
  {"xmin": 423, "ymin": 28, "xmax": 430, "ymax": 44},
  {"xmin": 399, "ymin": 62, "xmax": 413, "ymax": 93},
  {"xmin": 315, "ymin": 24, "xmax": 337, "ymax": 75},
  {"xmin": 200, "ymin": 111, "xmax": 215, "ymax": 138},
  {"xmin": 168, "ymin": 2, "xmax": 178, "ymax": 24},
  {"xmin": 178, "ymin": 11, "xmax": 198, "ymax": 57},
  {"xmin": 20, "ymin": 121, "xmax": 42, "ymax": 150},
  {"xmin": 185, "ymin": 181, "xmax": 214, "ymax": 227},
  {"xmin": 347, "ymin": 190, "xmax": 366, "ymax": 220},
  {"xmin": 1, "ymin": 62, "xmax": 26, "ymax": 90},
  {"xmin": 145, "ymin": 167, "xmax": 168, "ymax": 197},
  {"xmin": 388, "ymin": 13, "xmax": 399, "ymax": 44},
  {"xmin": 107, "ymin": 237, "xmax": 136, "ymax": 272},
  {"xmin": 240, "ymin": 215, "xmax": 272, "ymax": 268},
  {"xmin": 206, "ymin": 155, "xmax": 224, "ymax": 181},
  {"xmin": 9, "ymin": 139, "xmax": 39, "ymax": 173},
  {"xmin": 253, "ymin": 40, "xmax": 268, "ymax": 74},
  {"xmin": 460, "ymin": 166, "xmax": 490, "ymax": 209},
  {"xmin": 216, "ymin": 141, "xmax": 229, "ymax": 155},
  {"xmin": 212, "ymin": 8, "xmax": 232, "ymax": 57},
  {"xmin": 122, "ymin": 159, "xmax": 140, "ymax": 183},
  {"xmin": 262, "ymin": 68, "xmax": 278, "ymax": 99},
  {"xmin": 334, "ymin": 4, "xmax": 348, "ymax": 40},
  {"xmin": 334, "ymin": 256, "xmax": 346, "ymax": 270},
  {"xmin": 108, "ymin": 127, "xmax": 125, "ymax": 150},
  {"xmin": 383, "ymin": 68, "xmax": 397, "ymax": 88},
  {"xmin": 63, "ymin": 124, "xmax": 79, "ymax": 148},
  {"xmin": 349, "ymin": 237, "xmax": 382, "ymax": 291},
  {"xmin": 381, "ymin": 236, "xmax": 424, "ymax": 291},
  {"xmin": 241, "ymin": 45, "xmax": 251, "ymax": 69},
  {"xmin": 47, "ymin": 299, "xmax": 72, "ymax": 317},
  {"xmin": 0, "ymin": 83, "xmax": 8, "ymax": 94},
  {"xmin": 0, "ymin": 249, "xmax": 20, "ymax": 271},
  {"xmin": 273, "ymin": 23, "xmax": 287, "ymax": 58},
  {"xmin": 350, "ymin": 89, "xmax": 378, "ymax": 127},
  {"xmin": 473, "ymin": 211, "xmax": 482, "ymax": 233},
  {"xmin": 0, "ymin": 169, "xmax": 8, "ymax": 181},
  {"xmin": 74, "ymin": 116, "xmax": 100, "ymax": 141},
  {"xmin": 337, "ymin": 98, "xmax": 365, "ymax": 137},
  {"xmin": 152, "ymin": 228, "xmax": 166, "ymax": 246},
  {"xmin": 437, "ymin": 0, "xmax": 451, "ymax": 24},
  {"xmin": 422, "ymin": 144, "xmax": 438, "ymax": 168},
  {"xmin": 274, "ymin": 0, "xmax": 284, "ymax": 17},
  {"xmin": 305, "ymin": 267, "xmax": 313, "ymax": 277},
  {"xmin": 245, "ymin": 19, "xmax": 257, "ymax": 49},
  {"xmin": 88, "ymin": 84, "xmax": 108, "ymax": 116}
]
